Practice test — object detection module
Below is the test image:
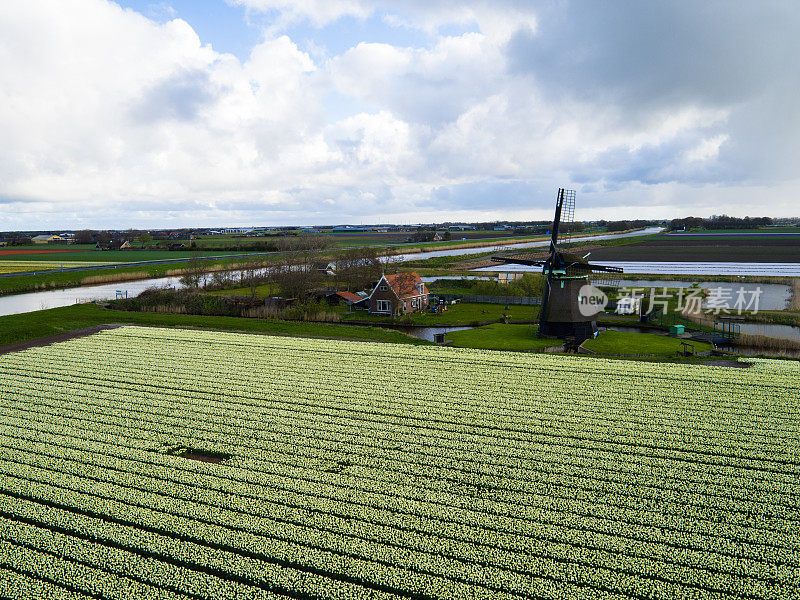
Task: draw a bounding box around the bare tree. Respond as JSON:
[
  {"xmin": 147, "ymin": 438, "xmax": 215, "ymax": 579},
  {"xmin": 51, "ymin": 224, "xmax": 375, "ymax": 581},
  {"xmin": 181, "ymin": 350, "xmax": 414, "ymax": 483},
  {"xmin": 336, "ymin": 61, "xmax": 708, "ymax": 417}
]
[
  {"xmin": 275, "ymin": 235, "xmax": 332, "ymax": 253},
  {"xmin": 240, "ymin": 260, "xmax": 267, "ymax": 297},
  {"xmin": 270, "ymin": 254, "xmax": 323, "ymax": 299},
  {"xmin": 179, "ymin": 254, "xmax": 209, "ymax": 289},
  {"xmin": 74, "ymin": 230, "xmax": 96, "ymax": 244},
  {"xmin": 334, "ymin": 247, "xmax": 383, "ymax": 291}
]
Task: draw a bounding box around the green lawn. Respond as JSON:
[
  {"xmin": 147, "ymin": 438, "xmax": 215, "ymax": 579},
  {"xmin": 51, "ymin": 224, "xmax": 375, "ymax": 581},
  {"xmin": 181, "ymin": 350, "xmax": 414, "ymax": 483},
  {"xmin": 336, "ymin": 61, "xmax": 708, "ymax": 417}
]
[
  {"xmin": 341, "ymin": 302, "xmax": 539, "ymax": 326},
  {"xmin": 446, "ymin": 323, "xmax": 560, "ymax": 351},
  {"xmin": 583, "ymin": 330, "xmax": 713, "ymax": 356},
  {"xmin": 0, "ymin": 304, "xmax": 430, "ymax": 348}
]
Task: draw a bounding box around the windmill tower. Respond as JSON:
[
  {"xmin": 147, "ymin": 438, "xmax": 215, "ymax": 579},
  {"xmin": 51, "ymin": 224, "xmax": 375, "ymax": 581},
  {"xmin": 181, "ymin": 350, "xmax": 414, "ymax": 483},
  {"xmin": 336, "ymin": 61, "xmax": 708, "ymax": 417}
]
[{"xmin": 492, "ymin": 188, "xmax": 623, "ymax": 341}]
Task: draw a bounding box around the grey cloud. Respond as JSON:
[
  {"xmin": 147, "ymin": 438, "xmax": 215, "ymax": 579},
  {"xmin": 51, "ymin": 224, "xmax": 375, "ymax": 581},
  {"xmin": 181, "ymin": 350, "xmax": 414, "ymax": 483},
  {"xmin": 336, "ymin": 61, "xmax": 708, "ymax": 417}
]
[
  {"xmin": 506, "ymin": 2, "xmax": 797, "ymax": 110},
  {"xmin": 504, "ymin": 1, "xmax": 800, "ymax": 186},
  {"xmin": 432, "ymin": 180, "xmax": 551, "ymax": 210},
  {"xmin": 130, "ymin": 68, "xmax": 218, "ymax": 123}
]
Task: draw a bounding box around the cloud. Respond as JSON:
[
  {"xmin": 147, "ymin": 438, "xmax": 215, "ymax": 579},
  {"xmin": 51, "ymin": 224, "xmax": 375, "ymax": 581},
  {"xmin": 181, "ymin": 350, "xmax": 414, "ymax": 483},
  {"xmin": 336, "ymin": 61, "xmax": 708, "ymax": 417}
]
[
  {"xmin": 228, "ymin": 0, "xmax": 537, "ymax": 40},
  {"xmin": 504, "ymin": 1, "xmax": 800, "ymax": 185},
  {"xmin": 131, "ymin": 68, "xmax": 217, "ymax": 122},
  {"xmin": 2, "ymin": 0, "xmax": 800, "ymax": 230}
]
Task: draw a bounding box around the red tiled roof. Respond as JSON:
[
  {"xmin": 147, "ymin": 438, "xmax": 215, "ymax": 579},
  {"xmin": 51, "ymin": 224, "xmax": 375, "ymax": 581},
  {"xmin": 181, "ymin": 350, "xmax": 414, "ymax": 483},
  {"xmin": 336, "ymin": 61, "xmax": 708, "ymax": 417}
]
[
  {"xmin": 335, "ymin": 291, "xmax": 363, "ymax": 303},
  {"xmin": 383, "ymin": 273, "xmax": 429, "ymax": 299}
]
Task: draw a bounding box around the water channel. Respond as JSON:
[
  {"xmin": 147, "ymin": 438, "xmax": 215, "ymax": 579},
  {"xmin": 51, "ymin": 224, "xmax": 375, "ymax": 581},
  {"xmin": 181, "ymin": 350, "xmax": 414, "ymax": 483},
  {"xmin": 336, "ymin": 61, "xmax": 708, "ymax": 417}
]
[
  {"xmin": 477, "ymin": 261, "xmax": 800, "ymax": 277},
  {"xmin": 390, "ymin": 227, "xmax": 665, "ymax": 261}
]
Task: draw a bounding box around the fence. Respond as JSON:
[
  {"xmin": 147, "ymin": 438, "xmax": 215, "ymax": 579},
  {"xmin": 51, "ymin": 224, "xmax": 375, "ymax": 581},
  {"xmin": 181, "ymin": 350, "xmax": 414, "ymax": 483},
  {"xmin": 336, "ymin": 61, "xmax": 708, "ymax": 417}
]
[
  {"xmin": 434, "ymin": 293, "xmax": 542, "ymax": 306},
  {"xmin": 650, "ymin": 310, "xmax": 740, "ymax": 340}
]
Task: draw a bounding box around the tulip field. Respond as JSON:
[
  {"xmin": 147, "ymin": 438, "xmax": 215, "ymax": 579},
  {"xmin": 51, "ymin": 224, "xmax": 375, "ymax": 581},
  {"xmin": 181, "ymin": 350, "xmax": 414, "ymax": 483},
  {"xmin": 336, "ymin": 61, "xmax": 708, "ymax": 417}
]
[{"xmin": 1, "ymin": 325, "xmax": 799, "ymax": 600}]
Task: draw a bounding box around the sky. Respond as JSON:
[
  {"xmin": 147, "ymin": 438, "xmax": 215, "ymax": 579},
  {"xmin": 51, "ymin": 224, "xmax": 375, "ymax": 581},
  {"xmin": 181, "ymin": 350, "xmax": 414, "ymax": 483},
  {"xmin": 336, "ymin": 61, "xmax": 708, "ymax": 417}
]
[{"xmin": 1, "ymin": 1, "xmax": 799, "ymax": 230}]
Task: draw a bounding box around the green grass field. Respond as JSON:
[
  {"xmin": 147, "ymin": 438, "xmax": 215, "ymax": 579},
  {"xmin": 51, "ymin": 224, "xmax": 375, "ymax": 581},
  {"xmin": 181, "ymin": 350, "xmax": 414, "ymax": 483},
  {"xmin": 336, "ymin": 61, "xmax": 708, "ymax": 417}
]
[
  {"xmin": 446, "ymin": 323, "xmax": 560, "ymax": 350},
  {"xmin": 583, "ymin": 329, "xmax": 713, "ymax": 355},
  {"xmin": 0, "ymin": 260, "xmax": 119, "ymax": 274},
  {"xmin": 0, "ymin": 304, "xmax": 429, "ymax": 348}
]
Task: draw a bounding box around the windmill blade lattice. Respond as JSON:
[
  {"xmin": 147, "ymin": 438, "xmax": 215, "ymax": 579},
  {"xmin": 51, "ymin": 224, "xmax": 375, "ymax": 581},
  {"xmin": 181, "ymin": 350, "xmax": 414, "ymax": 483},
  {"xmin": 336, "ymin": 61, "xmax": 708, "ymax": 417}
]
[{"xmin": 559, "ymin": 188, "xmax": 576, "ymax": 245}]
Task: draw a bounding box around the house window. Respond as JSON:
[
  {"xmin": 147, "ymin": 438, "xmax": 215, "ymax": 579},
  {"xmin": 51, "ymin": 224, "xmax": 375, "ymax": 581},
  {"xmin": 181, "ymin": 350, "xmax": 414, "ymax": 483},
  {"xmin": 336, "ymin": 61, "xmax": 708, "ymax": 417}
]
[
  {"xmin": 379, "ymin": 285, "xmax": 388, "ymax": 291},
  {"xmin": 377, "ymin": 300, "xmax": 391, "ymax": 312},
  {"xmin": 403, "ymin": 301, "xmax": 407, "ymax": 310},
  {"xmin": 411, "ymin": 299, "xmax": 417, "ymax": 308},
  {"xmin": 417, "ymin": 283, "xmax": 424, "ymax": 293}
]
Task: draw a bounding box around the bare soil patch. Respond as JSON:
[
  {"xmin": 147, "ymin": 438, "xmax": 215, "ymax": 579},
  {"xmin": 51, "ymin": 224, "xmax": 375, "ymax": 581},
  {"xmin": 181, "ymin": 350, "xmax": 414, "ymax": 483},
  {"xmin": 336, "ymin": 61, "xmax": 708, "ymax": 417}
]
[
  {"xmin": 0, "ymin": 324, "xmax": 126, "ymax": 356},
  {"xmin": 0, "ymin": 248, "xmax": 79, "ymax": 256}
]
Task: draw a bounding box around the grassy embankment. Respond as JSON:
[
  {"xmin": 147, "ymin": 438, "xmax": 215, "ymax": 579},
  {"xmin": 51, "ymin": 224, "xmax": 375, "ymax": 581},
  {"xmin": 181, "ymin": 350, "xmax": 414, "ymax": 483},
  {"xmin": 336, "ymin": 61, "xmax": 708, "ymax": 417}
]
[{"xmin": 0, "ymin": 304, "xmax": 429, "ymax": 349}]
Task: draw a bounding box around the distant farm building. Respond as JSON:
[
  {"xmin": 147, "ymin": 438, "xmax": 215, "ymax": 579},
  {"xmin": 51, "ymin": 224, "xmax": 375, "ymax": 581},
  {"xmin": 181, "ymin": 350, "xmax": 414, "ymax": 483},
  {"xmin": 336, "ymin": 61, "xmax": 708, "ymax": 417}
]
[
  {"xmin": 312, "ymin": 261, "xmax": 337, "ymax": 276},
  {"xmin": 32, "ymin": 234, "xmax": 68, "ymax": 244},
  {"xmin": 368, "ymin": 273, "xmax": 429, "ymax": 316},
  {"xmin": 498, "ymin": 272, "xmax": 525, "ymax": 284}
]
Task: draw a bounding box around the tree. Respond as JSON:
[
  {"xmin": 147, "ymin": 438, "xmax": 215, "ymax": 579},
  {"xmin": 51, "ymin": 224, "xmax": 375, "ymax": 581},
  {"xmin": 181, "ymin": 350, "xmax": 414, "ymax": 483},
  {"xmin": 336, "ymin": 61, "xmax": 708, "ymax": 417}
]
[
  {"xmin": 386, "ymin": 272, "xmax": 419, "ymax": 316},
  {"xmin": 136, "ymin": 232, "xmax": 153, "ymax": 247},
  {"xmin": 270, "ymin": 255, "xmax": 323, "ymax": 299},
  {"xmin": 179, "ymin": 254, "xmax": 208, "ymax": 289},
  {"xmin": 240, "ymin": 260, "xmax": 266, "ymax": 297},
  {"xmin": 74, "ymin": 230, "xmax": 96, "ymax": 244},
  {"xmin": 334, "ymin": 247, "xmax": 383, "ymax": 291}
]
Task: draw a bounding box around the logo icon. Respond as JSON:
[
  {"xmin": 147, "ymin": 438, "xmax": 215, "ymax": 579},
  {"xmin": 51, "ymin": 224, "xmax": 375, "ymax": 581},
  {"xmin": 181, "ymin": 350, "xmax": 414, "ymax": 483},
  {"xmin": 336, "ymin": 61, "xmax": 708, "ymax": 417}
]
[{"xmin": 577, "ymin": 284, "xmax": 608, "ymax": 317}]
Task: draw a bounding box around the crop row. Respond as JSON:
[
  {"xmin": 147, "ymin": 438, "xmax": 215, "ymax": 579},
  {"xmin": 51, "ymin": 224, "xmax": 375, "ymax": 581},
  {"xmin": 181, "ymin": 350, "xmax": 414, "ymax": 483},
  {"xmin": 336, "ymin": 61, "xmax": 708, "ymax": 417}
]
[
  {"xmin": 3, "ymin": 326, "xmax": 799, "ymax": 599},
  {"xmin": 3, "ymin": 356, "xmax": 796, "ymax": 467}
]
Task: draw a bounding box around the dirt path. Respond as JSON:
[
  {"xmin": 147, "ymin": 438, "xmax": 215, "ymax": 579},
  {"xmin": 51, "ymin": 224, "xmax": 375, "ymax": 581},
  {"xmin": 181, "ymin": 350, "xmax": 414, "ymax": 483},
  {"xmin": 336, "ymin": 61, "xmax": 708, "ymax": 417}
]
[{"xmin": 0, "ymin": 324, "xmax": 126, "ymax": 356}]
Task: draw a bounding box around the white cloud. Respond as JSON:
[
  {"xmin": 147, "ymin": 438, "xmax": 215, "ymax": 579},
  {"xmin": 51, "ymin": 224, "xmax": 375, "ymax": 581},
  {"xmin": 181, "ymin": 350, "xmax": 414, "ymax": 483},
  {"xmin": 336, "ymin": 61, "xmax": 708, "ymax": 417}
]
[
  {"xmin": 228, "ymin": 0, "xmax": 537, "ymax": 40},
  {"xmin": 0, "ymin": 1, "xmax": 338, "ymax": 227},
  {"xmin": 2, "ymin": 0, "xmax": 800, "ymax": 229}
]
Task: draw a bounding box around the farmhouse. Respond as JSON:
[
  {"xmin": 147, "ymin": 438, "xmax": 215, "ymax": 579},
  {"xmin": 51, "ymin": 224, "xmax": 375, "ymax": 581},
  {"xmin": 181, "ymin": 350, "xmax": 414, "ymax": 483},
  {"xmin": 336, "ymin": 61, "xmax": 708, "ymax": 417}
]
[{"xmin": 368, "ymin": 272, "xmax": 429, "ymax": 316}]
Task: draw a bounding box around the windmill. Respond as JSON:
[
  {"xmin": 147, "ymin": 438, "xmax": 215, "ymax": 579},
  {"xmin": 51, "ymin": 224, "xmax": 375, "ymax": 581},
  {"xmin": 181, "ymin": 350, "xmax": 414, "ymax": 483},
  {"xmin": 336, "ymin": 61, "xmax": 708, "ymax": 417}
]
[{"xmin": 492, "ymin": 188, "xmax": 624, "ymax": 342}]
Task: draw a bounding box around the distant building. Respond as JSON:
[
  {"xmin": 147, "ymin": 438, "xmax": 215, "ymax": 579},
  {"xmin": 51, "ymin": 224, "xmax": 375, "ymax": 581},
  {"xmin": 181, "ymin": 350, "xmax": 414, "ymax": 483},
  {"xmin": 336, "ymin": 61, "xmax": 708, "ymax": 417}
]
[
  {"xmin": 32, "ymin": 234, "xmax": 67, "ymax": 244},
  {"xmin": 311, "ymin": 261, "xmax": 337, "ymax": 276},
  {"xmin": 498, "ymin": 272, "xmax": 525, "ymax": 284},
  {"xmin": 368, "ymin": 273, "xmax": 429, "ymax": 316}
]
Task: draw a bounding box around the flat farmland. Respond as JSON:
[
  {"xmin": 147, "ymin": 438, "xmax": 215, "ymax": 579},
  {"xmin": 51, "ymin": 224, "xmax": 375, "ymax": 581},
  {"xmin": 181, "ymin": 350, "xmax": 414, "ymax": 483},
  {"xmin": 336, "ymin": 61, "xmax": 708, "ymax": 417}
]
[
  {"xmin": 0, "ymin": 260, "xmax": 119, "ymax": 274},
  {"xmin": 1, "ymin": 326, "xmax": 799, "ymax": 599},
  {"xmin": 0, "ymin": 249, "xmax": 241, "ymax": 263},
  {"xmin": 588, "ymin": 233, "xmax": 800, "ymax": 262}
]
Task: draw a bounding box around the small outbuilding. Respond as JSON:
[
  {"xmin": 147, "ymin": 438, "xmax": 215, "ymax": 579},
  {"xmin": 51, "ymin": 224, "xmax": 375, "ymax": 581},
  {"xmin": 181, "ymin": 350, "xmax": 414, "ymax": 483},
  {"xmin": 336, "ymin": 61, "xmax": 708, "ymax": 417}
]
[{"xmin": 327, "ymin": 291, "xmax": 369, "ymax": 309}]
